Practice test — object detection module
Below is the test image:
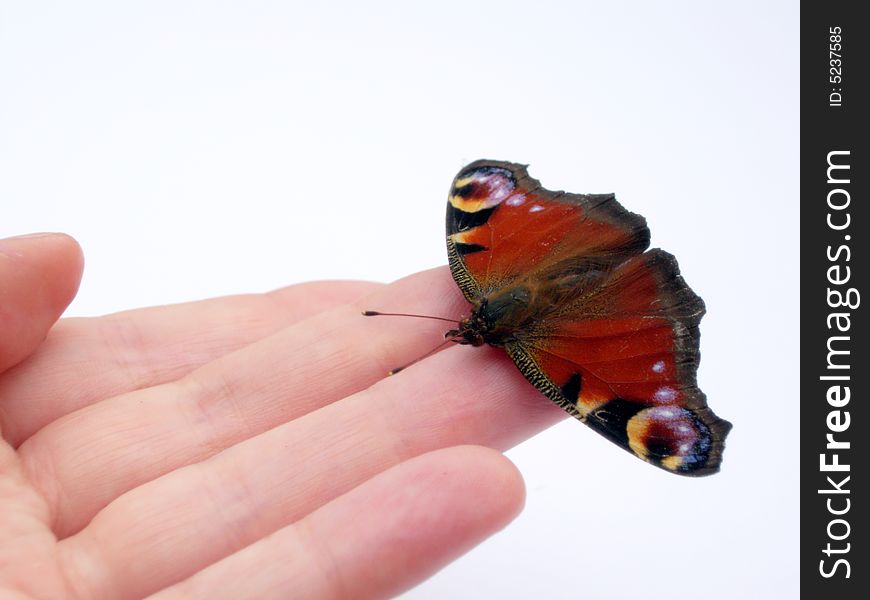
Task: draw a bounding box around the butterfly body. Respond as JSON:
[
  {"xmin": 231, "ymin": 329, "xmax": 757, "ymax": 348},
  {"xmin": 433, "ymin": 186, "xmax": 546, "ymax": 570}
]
[
  {"xmin": 448, "ymin": 292, "xmax": 532, "ymax": 347},
  {"xmin": 445, "ymin": 160, "xmax": 731, "ymax": 476}
]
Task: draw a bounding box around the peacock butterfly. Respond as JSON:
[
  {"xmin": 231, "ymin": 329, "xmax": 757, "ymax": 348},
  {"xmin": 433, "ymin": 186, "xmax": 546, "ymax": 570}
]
[{"xmin": 372, "ymin": 160, "xmax": 732, "ymax": 475}]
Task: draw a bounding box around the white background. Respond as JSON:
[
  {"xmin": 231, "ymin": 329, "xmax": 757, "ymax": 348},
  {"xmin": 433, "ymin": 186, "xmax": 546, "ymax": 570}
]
[{"xmin": 1, "ymin": 2, "xmax": 799, "ymax": 598}]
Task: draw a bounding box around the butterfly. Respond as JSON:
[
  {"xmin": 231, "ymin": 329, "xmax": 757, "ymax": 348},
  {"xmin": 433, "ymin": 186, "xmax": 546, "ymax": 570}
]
[{"xmin": 442, "ymin": 159, "xmax": 731, "ymax": 476}]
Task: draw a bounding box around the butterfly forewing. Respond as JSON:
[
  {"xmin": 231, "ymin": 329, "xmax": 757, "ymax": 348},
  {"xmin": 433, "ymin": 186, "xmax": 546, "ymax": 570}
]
[{"xmin": 447, "ymin": 160, "xmax": 650, "ymax": 301}]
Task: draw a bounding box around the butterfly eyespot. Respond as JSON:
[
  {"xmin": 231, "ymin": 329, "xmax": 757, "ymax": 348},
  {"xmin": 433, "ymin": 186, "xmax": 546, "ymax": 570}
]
[
  {"xmin": 450, "ymin": 167, "xmax": 516, "ymax": 212},
  {"xmin": 626, "ymin": 406, "xmax": 712, "ymax": 471}
]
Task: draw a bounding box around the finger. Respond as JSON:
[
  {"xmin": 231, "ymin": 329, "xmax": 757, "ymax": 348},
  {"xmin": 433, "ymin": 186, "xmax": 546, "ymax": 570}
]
[
  {"xmin": 0, "ymin": 233, "xmax": 83, "ymax": 375},
  {"xmin": 0, "ymin": 280, "xmax": 381, "ymax": 446},
  {"xmin": 56, "ymin": 344, "xmax": 562, "ymax": 597},
  {"xmin": 21, "ymin": 267, "xmax": 470, "ymax": 536},
  {"xmin": 125, "ymin": 447, "xmax": 524, "ymax": 600}
]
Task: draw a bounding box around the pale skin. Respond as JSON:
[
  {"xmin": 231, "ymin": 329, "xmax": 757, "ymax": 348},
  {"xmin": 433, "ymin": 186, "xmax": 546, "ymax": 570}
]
[{"xmin": 0, "ymin": 233, "xmax": 566, "ymax": 599}]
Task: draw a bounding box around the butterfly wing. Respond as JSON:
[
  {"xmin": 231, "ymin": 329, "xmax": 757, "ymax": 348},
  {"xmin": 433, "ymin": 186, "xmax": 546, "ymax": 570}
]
[
  {"xmin": 506, "ymin": 250, "xmax": 731, "ymax": 475},
  {"xmin": 445, "ymin": 160, "xmax": 731, "ymax": 475},
  {"xmin": 446, "ymin": 160, "xmax": 650, "ymax": 302}
]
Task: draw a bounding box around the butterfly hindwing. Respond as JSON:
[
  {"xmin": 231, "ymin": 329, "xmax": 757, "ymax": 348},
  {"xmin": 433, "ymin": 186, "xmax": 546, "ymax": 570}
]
[{"xmin": 506, "ymin": 250, "xmax": 730, "ymax": 475}]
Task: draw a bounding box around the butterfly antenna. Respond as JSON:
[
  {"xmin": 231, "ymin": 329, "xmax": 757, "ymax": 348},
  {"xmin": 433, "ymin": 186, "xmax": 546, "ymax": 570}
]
[
  {"xmin": 387, "ymin": 337, "xmax": 458, "ymax": 376},
  {"xmin": 362, "ymin": 310, "xmax": 458, "ymax": 324}
]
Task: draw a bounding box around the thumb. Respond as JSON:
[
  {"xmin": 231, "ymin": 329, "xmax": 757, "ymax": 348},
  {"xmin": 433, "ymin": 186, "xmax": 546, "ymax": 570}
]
[{"xmin": 0, "ymin": 233, "xmax": 84, "ymax": 373}]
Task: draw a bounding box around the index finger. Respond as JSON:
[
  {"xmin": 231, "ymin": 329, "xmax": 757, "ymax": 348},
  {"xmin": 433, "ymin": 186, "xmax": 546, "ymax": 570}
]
[{"xmin": 0, "ymin": 280, "xmax": 381, "ymax": 446}]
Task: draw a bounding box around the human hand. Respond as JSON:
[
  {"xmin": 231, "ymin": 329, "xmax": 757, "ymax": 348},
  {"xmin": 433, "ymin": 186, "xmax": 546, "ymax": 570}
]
[{"xmin": 0, "ymin": 233, "xmax": 564, "ymax": 599}]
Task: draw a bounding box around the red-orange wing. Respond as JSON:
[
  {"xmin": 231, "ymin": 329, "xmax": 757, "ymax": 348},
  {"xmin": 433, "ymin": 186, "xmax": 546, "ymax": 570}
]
[
  {"xmin": 507, "ymin": 250, "xmax": 731, "ymax": 475},
  {"xmin": 446, "ymin": 160, "xmax": 650, "ymax": 302}
]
